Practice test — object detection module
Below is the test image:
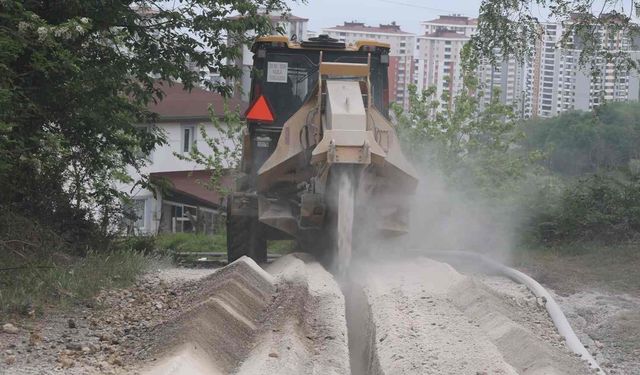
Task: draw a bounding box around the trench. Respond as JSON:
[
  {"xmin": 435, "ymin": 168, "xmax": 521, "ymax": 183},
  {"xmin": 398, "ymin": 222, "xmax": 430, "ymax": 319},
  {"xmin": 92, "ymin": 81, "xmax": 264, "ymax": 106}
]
[{"xmin": 342, "ymin": 278, "xmax": 383, "ymax": 375}]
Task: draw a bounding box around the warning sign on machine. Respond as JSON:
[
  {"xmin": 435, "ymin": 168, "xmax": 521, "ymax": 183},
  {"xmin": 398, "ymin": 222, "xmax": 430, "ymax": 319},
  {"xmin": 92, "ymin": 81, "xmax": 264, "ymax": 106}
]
[{"xmin": 267, "ymin": 62, "xmax": 288, "ymax": 83}]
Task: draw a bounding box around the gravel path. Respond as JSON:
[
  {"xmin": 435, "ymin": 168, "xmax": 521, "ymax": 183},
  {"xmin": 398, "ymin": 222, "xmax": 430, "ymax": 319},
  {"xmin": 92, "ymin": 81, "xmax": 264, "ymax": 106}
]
[
  {"xmin": 0, "ymin": 256, "xmax": 608, "ymax": 375},
  {"xmin": 345, "ymin": 257, "xmax": 594, "ymax": 375}
]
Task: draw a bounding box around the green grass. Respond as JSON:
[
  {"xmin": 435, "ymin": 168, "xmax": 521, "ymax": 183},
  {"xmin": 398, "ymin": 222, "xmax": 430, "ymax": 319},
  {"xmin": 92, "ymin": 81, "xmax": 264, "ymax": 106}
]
[
  {"xmin": 268, "ymin": 240, "xmax": 296, "ymax": 255},
  {"xmin": 0, "ymin": 249, "xmax": 150, "ymax": 317},
  {"xmin": 156, "ymin": 232, "xmax": 226, "ymax": 253},
  {"xmin": 155, "ymin": 232, "xmax": 296, "ymax": 255},
  {"xmin": 512, "ymin": 242, "xmax": 640, "ymax": 296}
]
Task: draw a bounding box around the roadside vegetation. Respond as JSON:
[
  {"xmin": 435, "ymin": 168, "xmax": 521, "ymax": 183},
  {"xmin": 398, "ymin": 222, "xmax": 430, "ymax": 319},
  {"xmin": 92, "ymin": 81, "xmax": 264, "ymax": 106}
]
[
  {"xmin": 0, "ymin": 0, "xmax": 290, "ymax": 319},
  {"xmin": 3, "ymin": 0, "xmax": 640, "ymax": 317},
  {"xmin": 395, "ymin": 79, "xmax": 640, "ymax": 292},
  {"xmin": 0, "ymin": 212, "xmax": 153, "ymax": 317}
]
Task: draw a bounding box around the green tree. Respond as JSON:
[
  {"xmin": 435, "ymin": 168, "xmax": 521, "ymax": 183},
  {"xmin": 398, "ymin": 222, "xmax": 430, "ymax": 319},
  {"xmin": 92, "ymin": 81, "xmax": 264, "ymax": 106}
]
[
  {"xmin": 394, "ymin": 76, "xmax": 533, "ymax": 198},
  {"xmin": 522, "ymin": 103, "xmax": 640, "ymax": 175},
  {"xmin": 0, "ymin": 0, "xmax": 289, "ymax": 244},
  {"xmin": 470, "ymin": 0, "xmax": 640, "ymax": 72}
]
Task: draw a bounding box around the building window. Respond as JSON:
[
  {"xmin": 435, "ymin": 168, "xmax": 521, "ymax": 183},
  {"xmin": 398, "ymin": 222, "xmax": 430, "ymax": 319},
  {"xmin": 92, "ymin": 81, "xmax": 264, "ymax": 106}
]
[
  {"xmin": 182, "ymin": 125, "xmax": 195, "ymax": 153},
  {"xmin": 171, "ymin": 203, "xmax": 198, "ymax": 233},
  {"xmin": 134, "ymin": 199, "xmax": 146, "ymax": 229}
]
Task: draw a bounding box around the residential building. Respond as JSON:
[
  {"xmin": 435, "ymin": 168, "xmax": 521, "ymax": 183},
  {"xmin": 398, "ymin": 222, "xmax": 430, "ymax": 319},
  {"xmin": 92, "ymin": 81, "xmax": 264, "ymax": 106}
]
[
  {"xmin": 322, "ymin": 21, "xmax": 416, "ymax": 109},
  {"xmin": 414, "ymin": 15, "xmax": 477, "ymax": 110},
  {"xmin": 229, "ymin": 12, "xmax": 309, "ymax": 102},
  {"xmin": 415, "ymin": 14, "xmax": 640, "ymax": 118},
  {"xmin": 118, "ymin": 83, "xmax": 244, "ymax": 235},
  {"xmin": 524, "ymin": 20, "xmax": 640, "ymax": 118},
  {"xmin": 476, "ymin": 53, "xmax": 527, "ymax": 115}
]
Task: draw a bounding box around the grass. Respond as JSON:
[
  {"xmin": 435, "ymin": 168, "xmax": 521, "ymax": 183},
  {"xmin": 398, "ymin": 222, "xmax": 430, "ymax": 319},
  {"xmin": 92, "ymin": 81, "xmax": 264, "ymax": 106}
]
[
  {"xmin": 156, "ymin": 232, "xmax": 226, "ymax": 253},
  {"xmin": 268, "ymin": 240, "xmax": 297, "ymax": 255},
  {"xmin": 155, "ymin": 232, "xmax": 297, "ymax": 255},
  {"xmin": 0, "ymin": 249, "xmax": 150, "ymax": 317},
  {"xmin": 512, "ymin": 242, "xmax": 640, "ymax": 296}
]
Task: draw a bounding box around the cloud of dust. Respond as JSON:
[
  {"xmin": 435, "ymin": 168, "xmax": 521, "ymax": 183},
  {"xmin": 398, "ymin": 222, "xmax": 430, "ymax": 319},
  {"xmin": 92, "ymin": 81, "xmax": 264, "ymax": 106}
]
[
  {"xmin": 354, "ymin": 160, "xmax": 522, "ymax": 267},
  {"xmin": 405, "ymin": 166, "xmax": 518, "ymax": 263}
]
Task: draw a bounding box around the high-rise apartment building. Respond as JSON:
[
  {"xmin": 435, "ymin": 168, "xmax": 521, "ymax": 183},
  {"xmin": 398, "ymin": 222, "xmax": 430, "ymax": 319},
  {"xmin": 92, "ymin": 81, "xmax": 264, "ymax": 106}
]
[
  {"xmin": 322, "ymin": 21, "xmax": 415, "ymax": 108},
  {"xmin": 476, "ymin": 53, "xmax": 527, "ymax": 115},
  {"xmin": 524, "ymin": 21, "xmax": 640, "ymax": 118},
  {"xmin": 415, "ymin": 15, "xmax": 639, "ymax": 118},
  {"xmin": 414, "ymin": 16, "xmax": 477, "ymax": 110}
]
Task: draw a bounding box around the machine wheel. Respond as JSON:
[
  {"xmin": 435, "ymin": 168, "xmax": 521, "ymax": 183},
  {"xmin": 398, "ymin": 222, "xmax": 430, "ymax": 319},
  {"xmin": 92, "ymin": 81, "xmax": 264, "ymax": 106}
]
[
  {"xmin": 247, "ymin": 219, "xmax": 267, "ymax": 263},
  {"xmin": 226, "ymin": 198, "xmax": 267, "ymax": 264}
]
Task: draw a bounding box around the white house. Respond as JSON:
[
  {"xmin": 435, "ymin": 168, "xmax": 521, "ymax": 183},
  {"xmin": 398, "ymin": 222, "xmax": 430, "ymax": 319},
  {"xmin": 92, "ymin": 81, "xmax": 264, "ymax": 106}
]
[{"xmin": 119, "ymin": 83, "xmax": 245, "ymax": 235}]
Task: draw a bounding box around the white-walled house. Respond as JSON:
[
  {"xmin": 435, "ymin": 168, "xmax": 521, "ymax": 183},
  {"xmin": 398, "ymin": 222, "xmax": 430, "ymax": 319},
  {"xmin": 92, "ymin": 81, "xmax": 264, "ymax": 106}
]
[{"xmin": 119, "ymin": 83, "xmax": 245, "ymax": 235}]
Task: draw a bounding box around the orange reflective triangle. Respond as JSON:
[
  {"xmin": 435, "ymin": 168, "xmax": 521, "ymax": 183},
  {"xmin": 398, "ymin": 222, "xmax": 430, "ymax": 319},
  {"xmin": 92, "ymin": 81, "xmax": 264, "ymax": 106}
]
[{"xmin": 246, "ymin": 95, "xmax": 275, "ymax": 123}]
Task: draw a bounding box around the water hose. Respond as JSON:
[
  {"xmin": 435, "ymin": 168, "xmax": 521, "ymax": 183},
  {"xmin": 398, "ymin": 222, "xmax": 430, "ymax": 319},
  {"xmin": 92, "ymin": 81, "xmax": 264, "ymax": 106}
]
[{"xmin": 415, "ymin": 250, "xmax": 604, "ymax": 374}]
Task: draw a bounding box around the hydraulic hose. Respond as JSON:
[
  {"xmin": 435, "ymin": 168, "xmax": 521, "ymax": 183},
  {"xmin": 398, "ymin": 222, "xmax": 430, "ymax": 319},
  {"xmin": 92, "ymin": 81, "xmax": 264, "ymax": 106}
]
[{"xmin": 413, "ymin": 250, "xmax": 604, "ymax": 374}]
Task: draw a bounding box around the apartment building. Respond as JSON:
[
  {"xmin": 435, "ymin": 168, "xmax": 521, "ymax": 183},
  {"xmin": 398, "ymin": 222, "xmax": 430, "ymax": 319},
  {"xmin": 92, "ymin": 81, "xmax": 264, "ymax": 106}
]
[
  {"xmin": 414, "ymin": 15, "xmax": 476, "ymax": 110},
  {"xmin": 476, "ymin": 53, "xmax": 527, "ymax": 115},
  {"xmin": 525, "ymin": 21, "xmax": 640, "ymax": 118},
  {"xmin": 322, "ymin": 21, "xmax": 415, "ymax": 109},
  {"xmin": 415, "ymin": 14, "xmax": 639, "ymax": 118}
]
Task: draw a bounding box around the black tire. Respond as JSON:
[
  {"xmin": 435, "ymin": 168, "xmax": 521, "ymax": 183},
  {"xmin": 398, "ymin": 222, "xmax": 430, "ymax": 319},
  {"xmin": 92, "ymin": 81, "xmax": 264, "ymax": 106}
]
[
  {"xmin": 247, "ymin": 219, "xmax": 267, "ymax": 263},
  {"xmin": 226, "ymin": 201, "xmax": 267, "ymax": 264},
  {"xmin": 226, "ymin": 214, "xmax": 249, "ymax": 263}
]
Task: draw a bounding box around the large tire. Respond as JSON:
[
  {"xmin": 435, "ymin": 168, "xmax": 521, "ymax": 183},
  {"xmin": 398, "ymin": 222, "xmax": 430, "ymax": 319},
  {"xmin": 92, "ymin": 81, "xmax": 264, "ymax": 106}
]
[
  {"xmin": 247, "ymin": 219, "xmax": 267, "ymax": 263},
  {"xmin": 226, "ymin": 200, "xmax": 267, "ymax": 264},
  {"xmin": 226, "ymin": 214, "xmax": 249, "ymax": 263}
]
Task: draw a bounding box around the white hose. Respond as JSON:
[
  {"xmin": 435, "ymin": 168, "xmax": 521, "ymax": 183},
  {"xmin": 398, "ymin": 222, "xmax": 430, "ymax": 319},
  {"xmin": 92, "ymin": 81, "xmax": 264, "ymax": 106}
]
[{"xmin": 415, "ymin": 250, "xmax": 604, "ymax": 374}]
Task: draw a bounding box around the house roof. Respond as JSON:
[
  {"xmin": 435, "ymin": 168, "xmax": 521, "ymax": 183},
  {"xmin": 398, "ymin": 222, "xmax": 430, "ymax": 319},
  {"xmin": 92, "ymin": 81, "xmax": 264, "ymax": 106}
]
[
  {"xmin": 424, "ymin": 15, "xmax": 478, "ymax": 26},
  {"xmin": 227, "ymin": 13, "xmax": 308, "ymax": 22},
  {"xmin": 421, "ymin": 31, "xmax": 470, "ymax": 39},
  {"xmin": 148, "ymin": 82, "xmax": 246, "ymax": 122},
  {"xmin": 150, "ymin": 170, "xmax": 234, "ymax": 208},
  {"xmin": 324, "ymin": 21, "xmax": 414, "ymax": 35}
]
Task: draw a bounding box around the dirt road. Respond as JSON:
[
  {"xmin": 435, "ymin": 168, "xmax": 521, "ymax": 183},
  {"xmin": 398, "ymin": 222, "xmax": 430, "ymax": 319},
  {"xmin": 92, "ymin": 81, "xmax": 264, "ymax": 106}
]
[{"xmin": 0, "ymin": 254, "xmax": 601, "ymax": 374}]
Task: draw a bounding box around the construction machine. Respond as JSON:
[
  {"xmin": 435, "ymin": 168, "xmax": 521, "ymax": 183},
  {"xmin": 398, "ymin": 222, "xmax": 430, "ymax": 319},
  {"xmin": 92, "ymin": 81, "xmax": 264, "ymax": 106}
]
[{"xmin": 226, "ymin": 34, "xmax": 418, "ymax": 272}]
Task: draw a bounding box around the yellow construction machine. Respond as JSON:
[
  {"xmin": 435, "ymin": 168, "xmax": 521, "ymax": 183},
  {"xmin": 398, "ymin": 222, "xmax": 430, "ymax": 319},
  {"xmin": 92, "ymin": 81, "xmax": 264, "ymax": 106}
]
[{"xmin": 227, "ymin": 34, "xmax": 418, "ymax": 272}]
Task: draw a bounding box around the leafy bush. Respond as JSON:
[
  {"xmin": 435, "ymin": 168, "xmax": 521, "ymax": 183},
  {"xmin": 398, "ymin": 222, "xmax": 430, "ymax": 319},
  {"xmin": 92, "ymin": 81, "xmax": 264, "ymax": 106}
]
[
  {"xmin": 527, "ymin": 170, "xmax": 640, "ymax": 243},
  {"xmin": 0, "ymin": 210, "xmax": 152, "ymax": 317},
  {"xmin": 0, "ymin": 249, "xmax": 149, "ymax": 317},
  {"xmin": 522, "ymin": 103, "xmax": 640, "ymax": 176},
  {"xmin": 117, "ymin": 235, "xmax": 158, "ymax": 255}
]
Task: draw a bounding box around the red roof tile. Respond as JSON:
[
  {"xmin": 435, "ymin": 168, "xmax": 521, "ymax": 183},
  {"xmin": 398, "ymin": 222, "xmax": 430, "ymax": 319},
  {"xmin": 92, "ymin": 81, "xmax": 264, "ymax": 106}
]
[
  {"xmin": 227, "ymin": 13, "xmax": 308, "ymax": 21},
  {"xmin": 148, "ymin": 82, "xmax": 246, "ymax": 121},
  {"xmin": 150, "ymin": 170, "xmax": 234, "ymax": 207},
  {"xmin": 424, "ymin": 16, "xmax": 478, "ymax": 26},
  {"xmin": 422, "ymin": 31, "xmax": 470, "ymax": 39}
]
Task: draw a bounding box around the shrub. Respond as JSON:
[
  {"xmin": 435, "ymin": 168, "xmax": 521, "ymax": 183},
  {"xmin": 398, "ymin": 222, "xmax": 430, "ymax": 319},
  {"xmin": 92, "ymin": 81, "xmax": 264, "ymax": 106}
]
[{"xmin": 527, "ymin": 170, "xmax": 640, "ymax": 243}]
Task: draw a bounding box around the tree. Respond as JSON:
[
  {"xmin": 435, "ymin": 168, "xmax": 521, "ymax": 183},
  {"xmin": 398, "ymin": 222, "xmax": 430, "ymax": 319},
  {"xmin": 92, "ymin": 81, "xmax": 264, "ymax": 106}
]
[
  {"xmin": 470, "ymin": 0, "xmax": 640, "ymax": 72},
  {"xmin": 394, "ymin": 76, "xmax": 533, "ymax": 198},
  {"xmin": 522, "ymin": 102, "xmax": 640, "ymax": 175},
  {"xmin": 0, "ymin": 0, "xmax": 289, "ymax": 243}
]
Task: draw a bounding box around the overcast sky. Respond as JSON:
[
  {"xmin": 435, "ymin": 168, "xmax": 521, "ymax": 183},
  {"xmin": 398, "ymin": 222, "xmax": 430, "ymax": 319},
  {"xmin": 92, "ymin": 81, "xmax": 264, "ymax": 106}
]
[{"xmin": 288, "ymin": 0, "xmax": 483, "ymax": 34}]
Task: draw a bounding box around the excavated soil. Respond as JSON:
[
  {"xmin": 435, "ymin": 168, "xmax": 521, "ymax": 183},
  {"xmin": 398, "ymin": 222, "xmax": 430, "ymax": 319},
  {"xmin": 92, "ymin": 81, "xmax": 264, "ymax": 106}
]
[
  {"xmin": 1, "ymin": 254, "xmax": 604, "ymax": 375},
  {"xmin": 344, "ymin": 257, "xmax": 595, "ymax": 375}
]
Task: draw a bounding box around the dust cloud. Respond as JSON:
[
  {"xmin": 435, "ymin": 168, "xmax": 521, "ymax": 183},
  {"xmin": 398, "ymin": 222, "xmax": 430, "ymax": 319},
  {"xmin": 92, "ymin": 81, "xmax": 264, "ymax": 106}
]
[
  {"xmin": 354, "ymin": 164, "xmax": 521, "ymax": 266},
  {"xmin": 406, "ymin": 167, "xmax": 517, "ymax": 262}
]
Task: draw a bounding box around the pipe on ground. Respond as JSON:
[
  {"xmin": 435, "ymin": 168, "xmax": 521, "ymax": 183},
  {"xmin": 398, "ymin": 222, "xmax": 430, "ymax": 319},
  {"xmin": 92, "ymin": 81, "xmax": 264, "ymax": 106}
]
[{"xmin": 414, "ymin": 250, "xmax": 604, "ymax": 374}]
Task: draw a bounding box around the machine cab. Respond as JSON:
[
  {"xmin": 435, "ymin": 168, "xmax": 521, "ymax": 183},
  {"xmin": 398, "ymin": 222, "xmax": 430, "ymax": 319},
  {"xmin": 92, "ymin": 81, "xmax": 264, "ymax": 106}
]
[{"xmin": 243, "ymin": 35, "xmax": 391, "ymax": 175}]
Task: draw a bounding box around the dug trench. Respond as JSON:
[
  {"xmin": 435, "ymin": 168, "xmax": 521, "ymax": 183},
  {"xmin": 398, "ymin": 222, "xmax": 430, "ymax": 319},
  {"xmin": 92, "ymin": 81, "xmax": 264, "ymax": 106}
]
[
  {"xmin": 341, "ymin": 257, "xmax": 594, "ymax": 375},
  {"xmin": 129, "ymin": 254, "xmax": 594, "ymax": 375}
]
